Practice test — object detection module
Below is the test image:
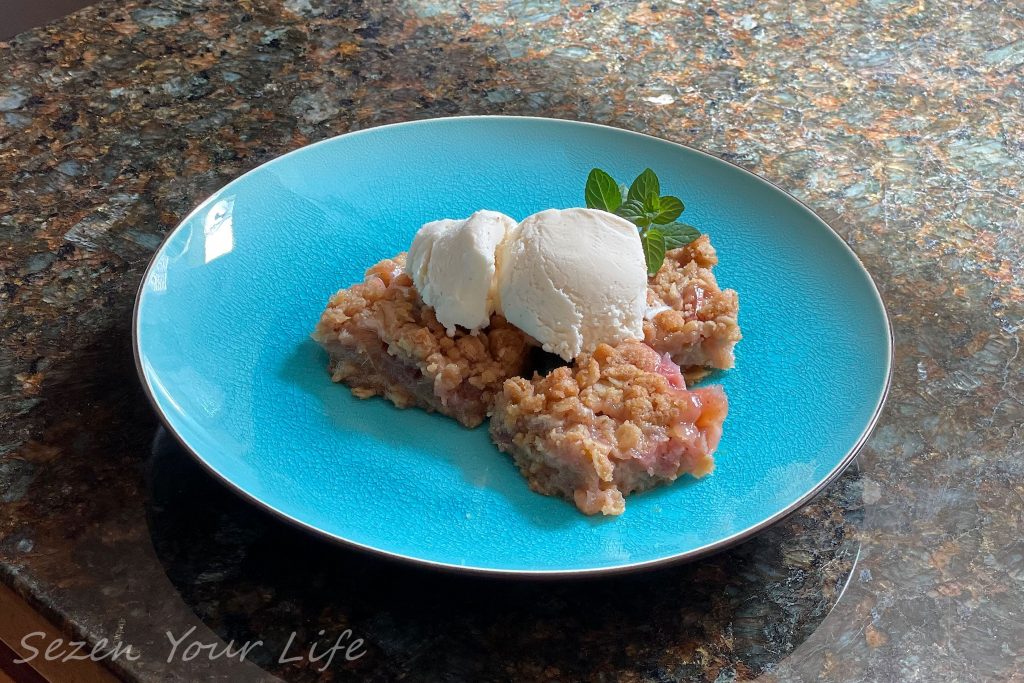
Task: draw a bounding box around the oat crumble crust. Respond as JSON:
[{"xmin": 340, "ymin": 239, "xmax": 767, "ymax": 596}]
[
  {"xmin": 313, "ymin": 254, "xmax": 531, "ymax": 428},
  {"xmin": 644, "ymin": 235, "xmax": 741, "ymax": 375},
  {"xmin": 490, "ymin": 340, "xmax": 728, "ymax": 515}
]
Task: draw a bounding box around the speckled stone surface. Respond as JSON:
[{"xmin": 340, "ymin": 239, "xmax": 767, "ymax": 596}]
[{"xmin": 0, "ymin": 0, "xmax": 1021, "ymax": 681}]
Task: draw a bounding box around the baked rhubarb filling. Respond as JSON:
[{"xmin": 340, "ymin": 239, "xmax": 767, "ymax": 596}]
[
  {"xmin": 490, "ymin": 340, "xmax": 728, "ymax": 515},
  {"xmin": 313, "ymin": 255, "xmax": 531, "ymax": 428},
  {"xmin": 644, "ymin": 235, "xmax": 741, "ymax": 377}
]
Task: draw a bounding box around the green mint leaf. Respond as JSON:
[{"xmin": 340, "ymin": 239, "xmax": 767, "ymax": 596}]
[
  {"xmin": 642, "ymin": 193, "xmax": 661, "ymax": 214},
  {"xmin": 652, "ymin": 196, "xmax": 684, "ymax": 224},
  {"xmin": 616, "ymin": 198, "xmax": 646, "ymax": 220},
  {"xmin": 640, "ymin": 227, "xmax": 666, "ymax": 276},
  {"xmin": 618, "ymin": 183, "xmax": 629, "ymax": 204},
  {"xmin": 585, "ymin": 168, "xmax": 623, "ymax": 212},
  {"xmin": 628, "ymin": 168, "xmax": 660, "ymax": 204},
  {"xmin": 660, "ymin": 222, "xmax": 701, "ymax": 249}
]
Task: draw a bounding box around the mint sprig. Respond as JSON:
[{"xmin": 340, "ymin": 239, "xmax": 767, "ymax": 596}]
[
  {"xmin": 584, "ymin": 169, "xmax": 622, "ymax": 214},
  {"xmin": 628, "ymin": 168, "xmax": 660, "ymax": 204},
  {"xmin": 584, "ymin": 167, "xmax": 701, "ymax": 276},
  {"xmin": 641, "ymin": 227, "xmax": 666, "ymax": 276},
  {"xmin": 660, "ymin": 222, "xmax": 700, "ymax": 249}
]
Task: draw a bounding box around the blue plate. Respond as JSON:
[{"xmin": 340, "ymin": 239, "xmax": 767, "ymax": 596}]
[{"xmin": 134, "ymin": 117, "xmax": 891, "ymax": 576}]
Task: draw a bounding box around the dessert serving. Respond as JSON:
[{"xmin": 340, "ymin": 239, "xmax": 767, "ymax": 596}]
[
  {"xmin": 645, "ymin": 235, "xmax": 741, "ymax": 379},
  {"xmin": 313, "ymin": 168, "xmax": 742, "ymax": 514},
  {"xmin": 490, "ymin": 341, "xmax": 728, "ymax": 516},
  {"xmin": 312, "ymin": 255, "xmax": 531, "ymax": 429}
]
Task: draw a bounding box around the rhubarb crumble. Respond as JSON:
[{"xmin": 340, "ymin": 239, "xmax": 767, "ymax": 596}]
[
  {"xmin": 645, "ymin": 235, "xmax": 741, "ymax": 377},
  {"xmin": 314, "ymin": 167, "xmax": 741, "ymax": 515},
  {"xmin": 490, "ymin": 340, "xmax": 728, "ymax": 515},
  {"xmin": 313, "ymin": 255, "xmax": 531, "ymax": 428}
]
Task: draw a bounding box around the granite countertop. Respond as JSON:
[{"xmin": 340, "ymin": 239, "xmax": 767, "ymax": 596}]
[{"xmin": 1, "ymin": 0, "xmax": 1021, "ymax": 680}]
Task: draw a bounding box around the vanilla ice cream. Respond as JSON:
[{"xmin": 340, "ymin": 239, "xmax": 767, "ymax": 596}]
[
  {"xmin": 496, "ymin": 208, "xmax": 648, "ymax": 360},
  {"xmin": 406, "ymin": 210, "xmax": 517, "ymax": 334}
]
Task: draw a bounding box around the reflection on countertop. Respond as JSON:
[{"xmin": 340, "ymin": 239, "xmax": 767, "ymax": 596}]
[{"xmin": 142, "ymin": 427, "xmax": 862, "ymax": 680}]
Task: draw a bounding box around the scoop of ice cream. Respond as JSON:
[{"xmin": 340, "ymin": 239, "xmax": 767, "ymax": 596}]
[
  {"xmin": 406, "ymin": 210, "xmax": 517, "ymax": 334},
  {"xmin": 496, "ymin": 208, "xmax": 647, "ymax": 360}
]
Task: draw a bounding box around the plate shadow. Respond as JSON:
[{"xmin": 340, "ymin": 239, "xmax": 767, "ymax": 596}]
[{"xmin": 145, "ymin": 427, "xmax": 864, "ymax": 681}]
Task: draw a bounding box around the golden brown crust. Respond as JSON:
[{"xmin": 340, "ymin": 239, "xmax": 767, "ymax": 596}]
[
  {"xmin": 313, "ymin": 254, "xmax": 531, "ymax": 427},
  {"xmin": 644, "ymin": 235, "xmax": 741, "ymax": 372},
  {"xmin": 491, "ymin": 340, "xmax": 728, "ymax": 515}
]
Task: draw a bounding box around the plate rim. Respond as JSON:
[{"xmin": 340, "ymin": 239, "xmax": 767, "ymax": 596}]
[{"xmin": 132, "ymin": 115, "xmax": 894, "ymax": 578}]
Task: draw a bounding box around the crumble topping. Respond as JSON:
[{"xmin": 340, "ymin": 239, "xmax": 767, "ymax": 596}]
[
  {"xmin": 315, "ymin": 240, "xmax": 737, "ymax": 514},
  {"xmin": 313, "ymin": 255, "xmax": 530, "ymax": 427},
  {"xmin": 491, "ymin": 340, "xmax": 728, "ymax": 515},
  {"xmin": 644, "ymin": 235, "xmax": 742, "ymax": 373}
]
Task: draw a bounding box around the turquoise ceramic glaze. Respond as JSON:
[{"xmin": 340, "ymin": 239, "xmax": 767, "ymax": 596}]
[{"xmin": 134, "ymin": 117, "xmax": 891, "ymax": 576}]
